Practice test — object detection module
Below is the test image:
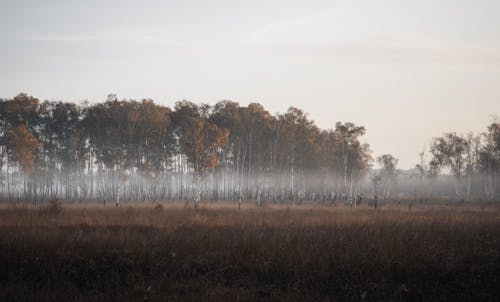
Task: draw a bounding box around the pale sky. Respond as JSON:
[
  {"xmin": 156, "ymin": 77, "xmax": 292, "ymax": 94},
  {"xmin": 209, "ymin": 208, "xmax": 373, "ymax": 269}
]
[{"xmin": 1, "ymin": 0, "xmax": 499, "ymax": 168}]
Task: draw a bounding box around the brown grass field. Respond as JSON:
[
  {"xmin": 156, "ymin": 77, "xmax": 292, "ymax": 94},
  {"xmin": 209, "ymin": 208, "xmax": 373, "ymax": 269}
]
[{"xmin": 0, "ymin": 201, "xmax": 499, "ymax": 301}]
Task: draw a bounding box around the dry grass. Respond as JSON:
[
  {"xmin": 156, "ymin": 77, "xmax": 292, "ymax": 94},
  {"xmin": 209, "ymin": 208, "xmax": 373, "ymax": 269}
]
[{"xmin": 1, "ymin": 201, "xmax": 499, "ymax": 301}]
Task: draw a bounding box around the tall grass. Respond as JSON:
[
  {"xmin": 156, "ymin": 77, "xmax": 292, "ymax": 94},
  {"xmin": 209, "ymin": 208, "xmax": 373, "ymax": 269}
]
[{"xmin": 0, "ymin": 202, "xmax": 499, "ymax": 301}]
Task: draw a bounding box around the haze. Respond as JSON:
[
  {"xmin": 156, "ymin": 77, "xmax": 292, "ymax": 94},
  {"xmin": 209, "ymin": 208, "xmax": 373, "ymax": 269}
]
[{"xmin": 1, "ymin": 0, "xmax": 499, "ymax": 168}]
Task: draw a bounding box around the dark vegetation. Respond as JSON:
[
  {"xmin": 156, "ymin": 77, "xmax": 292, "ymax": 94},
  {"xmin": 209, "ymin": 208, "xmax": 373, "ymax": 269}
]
[{"xmin": 1, "ymin": 202, "xmax": 499, "ymax": 301}]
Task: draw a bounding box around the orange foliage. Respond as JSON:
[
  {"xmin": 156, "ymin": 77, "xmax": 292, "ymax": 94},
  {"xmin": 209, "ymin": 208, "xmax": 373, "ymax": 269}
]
[{"xmin": 6, "ymin": 125, "xmax": 40, "ymax": 175}]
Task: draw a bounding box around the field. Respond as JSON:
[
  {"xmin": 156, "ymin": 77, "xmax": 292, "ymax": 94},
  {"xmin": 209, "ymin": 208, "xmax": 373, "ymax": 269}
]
[{"xmin": 0, "ymin": 202, "xmax": 499, "ymax": 301}]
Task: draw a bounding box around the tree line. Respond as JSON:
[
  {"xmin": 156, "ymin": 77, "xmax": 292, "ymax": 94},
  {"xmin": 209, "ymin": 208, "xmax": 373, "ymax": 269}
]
[
  {"xmin": 0, "ymin": 93, "xmax": 372, "ymax": 206},
  {"xmin": 0, "ymin": 93, "xmax": 498, "ymax": 205},
  {"xmin": 369, "ymin": 125, "xmax": 500, "ymax": 203},
  {"xmin": 424, "ymin": 127, "xmax": 500, "ymax": 201}
]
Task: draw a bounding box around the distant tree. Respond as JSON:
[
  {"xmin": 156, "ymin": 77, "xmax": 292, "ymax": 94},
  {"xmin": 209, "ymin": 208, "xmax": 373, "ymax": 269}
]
[
  {"xmin": 5, "ymin": 125, "xmax": 40, "ymax": 175},
  {"xmin": 317, "ymin": 129, "xmax": 339, "ymax": 197},
  {"xmin": 370, "ymin": 173, "xmax": 382, "ymax": 208},
  {"xmin": 415, "ymin": 149, "xmax": 438, "ymax": 200},
  {"xmin": 0, "ymin": 93, "xmax": 40, "ymax": 129},
  {"xmin": 171, "ymin": 101, "xmax": 229, "ymax": 208},
  {"xmin": 0, "ymin": 94, "xmax": 41, "ymax": 201},
  {"xmin": 5, "ymin": 125, "xmax": 41, "ymax": 201},
  {"xmin": 376, "ymin": 154, "xmax": 398, "ymax": 199},
  {"xmin": 334, "ymin": 122, "xmax": 371, "ymax": 200},
  {"xmin": 274, "ymin": 107, "xmax": 320, "ymax": 203},
  {"xmin": 478, "ymin": 122, "xmax": 500, "ymax": 200},
  {"xmin": 464, "ymin": 133, "xmax": 481, "ymax": 200},
  {"xmin": 36, "ymin": 101, "xmax": 78, "ymax": 200},
  {"xmin": 430, "ymin": 133, "xmax": 469, "ymax": 199}
]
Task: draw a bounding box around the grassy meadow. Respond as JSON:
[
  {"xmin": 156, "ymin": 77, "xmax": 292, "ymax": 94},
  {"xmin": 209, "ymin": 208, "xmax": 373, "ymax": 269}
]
[{"xmin": 0, "ymin": 201, "xmax": 499, "ymax": 301}]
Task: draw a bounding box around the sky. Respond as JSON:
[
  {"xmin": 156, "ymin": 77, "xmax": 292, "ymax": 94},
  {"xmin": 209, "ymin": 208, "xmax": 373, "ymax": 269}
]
[{"xmin": 1, "ymin": 0, "xmax": 499, "ymax": 169}]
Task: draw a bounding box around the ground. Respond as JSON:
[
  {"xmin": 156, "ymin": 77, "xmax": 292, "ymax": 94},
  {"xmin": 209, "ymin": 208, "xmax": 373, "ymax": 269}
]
[{"xmin": 0, "ymin": 201, "xmax": 499, "ymax": 301}]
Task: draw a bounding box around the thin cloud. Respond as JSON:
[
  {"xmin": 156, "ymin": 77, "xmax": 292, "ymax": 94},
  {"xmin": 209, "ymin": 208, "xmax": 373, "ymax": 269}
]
[
  {"xmin": 19, "ymin": 29, "xmax": 185, "ymax": 48},
  {"xmin": 354, "ymin": 34, "xmax": 500, "ymax": 72},
  {"xmin": 376, "ymin": 33, "xmax": 500, "ymax": 57},
  {"xmin": 242, "ymin": 8, "xmax": 346, "ymax": 44},
  {"xmin": 249, "ymin": 32, "xmax": 500, "ymax": 72}
]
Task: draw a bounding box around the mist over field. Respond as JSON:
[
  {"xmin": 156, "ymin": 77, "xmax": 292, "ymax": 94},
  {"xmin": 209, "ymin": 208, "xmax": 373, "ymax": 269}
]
[
  {"xmin": 0, "ymin": 92, "xmax": 499, "ymax": 301},
  {"xmin": 0, "ymin": 94, "xmax": 499, "ymax": 207},
  {"xmin": 1, "ymin": 1, "xmax": 500, "ymax": 301}
]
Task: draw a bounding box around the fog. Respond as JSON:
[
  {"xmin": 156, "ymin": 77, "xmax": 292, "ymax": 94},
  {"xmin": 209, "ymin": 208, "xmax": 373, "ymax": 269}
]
[{"xmin": 0, "ymin": 94, "xmax": 498, "ymax": 206}]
